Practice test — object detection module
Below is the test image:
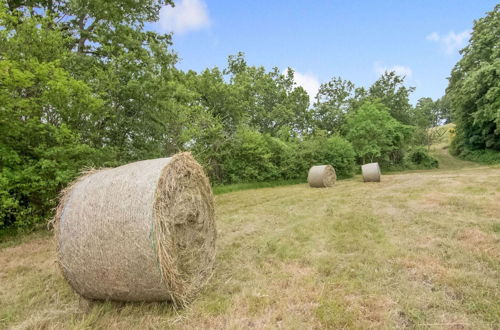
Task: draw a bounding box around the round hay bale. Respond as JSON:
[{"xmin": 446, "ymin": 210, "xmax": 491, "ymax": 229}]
[
  {"xmin": 361, "ymin": 162, "xmax": 381, "ymax": 182},
  {"xmin": 308, "ymin": 165, "xmax": 336, "ymax": 188},
  {"xmin": 54, "ymin": 152, "xmax": 216, "ymax": 305}
]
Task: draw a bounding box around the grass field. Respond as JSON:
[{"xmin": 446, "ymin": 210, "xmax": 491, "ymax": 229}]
[{"xmin": 1, "ymin": 145, "xmax": 499, "ymax": 329}]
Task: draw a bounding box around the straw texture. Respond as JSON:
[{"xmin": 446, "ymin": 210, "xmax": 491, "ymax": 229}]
[
  {"xmin": 362, "ymin": 162, "xmax": 381, "ymax": 182},
  {"xmin": 54, "ymin": 152, "xmax": 216, "ymax": 305},
  {"xmin": 307, "ymin": 165, "xmax": 336, "ymax": 188}
]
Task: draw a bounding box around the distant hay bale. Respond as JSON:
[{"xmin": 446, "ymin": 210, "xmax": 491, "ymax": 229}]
[
  {"xmin": 53, "ymin": 152, "xmax": 216, "ymax": 306},
  {"xmin": 308, "ymin": 165, "xmax": 336, "ymax": 188},
  {"xmin": 361, "ymin": 162, "xmax": 381, "ymax": 182}
]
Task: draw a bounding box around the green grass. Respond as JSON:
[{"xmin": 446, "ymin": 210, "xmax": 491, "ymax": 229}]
[
  {"xmin": 0, "ymin": 228, "xmax": 51, "ymax": 249},
  {"xmin": 1, "ymin": 145, "xmax": 499, "ymax": 329},
  {"xmin": 213, "ymin": 178, "xmax": 305, "ymax": 195},
  {"xmin": 430, "ymin": 143, "xmax": 481, "ymax": 170}
]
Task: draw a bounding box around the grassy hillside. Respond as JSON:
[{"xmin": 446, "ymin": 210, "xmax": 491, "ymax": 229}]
[{"xmin": 1, "ymin": 151, "xmax": 499, "ymax": 329}]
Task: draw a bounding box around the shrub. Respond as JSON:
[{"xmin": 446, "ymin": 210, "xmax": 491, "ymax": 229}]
[
  {"xmin": 221, "ymin": 128, "xmax": 277, "ymax": 183},
  {"xmin": 264, "ymin": 135, "xmax": 298, "ymax": 180},
  {"xmin": 405, "ymin": 147, "xmax": 439, "ymax": 169},
  {"xmin": 0, "ymin": 126, "xmax": 100, "ymax": 231},
  {"xmin": 451, "ymin": 145, "xmax": 500, "ymax": 164},
  {"xmin": 210, "ymin": 129, "xmax": 356, "ymax": 184},
  {"xmin": 299, "ymin": 133, "xmax": 356, "ymax": 179}
]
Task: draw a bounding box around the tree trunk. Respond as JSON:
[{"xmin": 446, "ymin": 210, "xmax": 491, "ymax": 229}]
[{"xmin": 77, "ymin": 15, "xmax": 87, "ymax": 53}]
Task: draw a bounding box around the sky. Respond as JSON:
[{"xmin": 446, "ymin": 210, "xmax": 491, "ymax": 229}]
[{"xmin": 148, "ymin": 0, "xmax": 497, "ymax": 104}]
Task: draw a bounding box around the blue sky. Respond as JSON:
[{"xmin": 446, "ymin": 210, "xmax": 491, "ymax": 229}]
[{"xmin": 149, "ymin": 0, "xmax": 497, "ymax": 104}]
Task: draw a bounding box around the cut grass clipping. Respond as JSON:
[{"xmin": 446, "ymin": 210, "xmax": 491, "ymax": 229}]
[
  {"xmin": 308, "ymin": 165, "xmax": 336, "ymax": 188},
  {"xmin": 53, "ymin": 152, "xmax": 216, "ymax": 307},
  {"xmin": 362, "ymin": 162, "xmax": 381, "ymax": 182}
]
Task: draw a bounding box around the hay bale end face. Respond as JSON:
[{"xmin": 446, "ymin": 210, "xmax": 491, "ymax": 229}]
[
  {"xmin": 54, "ymin": 152, "xmax": 216, "ymax": 305},
  {"xmin": 362, "ymin": 162, "xmax": 381, "ymax": 182},
  {"xmin": 308, "ymin": 165, "xmax": 336, "ymax": 188}
]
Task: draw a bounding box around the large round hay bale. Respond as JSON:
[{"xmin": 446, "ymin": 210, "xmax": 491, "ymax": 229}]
[
  {"xmin": 361, "ymin": 162, "xmax": 381, "ymax": 182},
  {"xmin": 54, "ymin": 152, "xmax": 216, "ymax": 306},
  {"xmin": 308, "ymin": 165, "xmax": 336, "ymax": 188}
]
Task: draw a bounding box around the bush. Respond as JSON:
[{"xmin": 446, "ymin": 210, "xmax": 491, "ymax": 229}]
[
  {"xmin": 299, "ymin": 133, "xmax": 356, "ymax": 179},
  {"xmin": 208, "ymin": 128, "xmax": 356, "ymax": 184},
  {"xmin": 405, "ymin": 147, "xmax": 439, "ymax": 169},
  {"xmin": 0, "ymin": 126, "xmax": 101, "ymax": 231},
  {"xmin": 220, "ymin": 128, "xmax": 278, "ymax": 183},
  {"xmin": 451, "ymin": 145, "xmax": 500, "ymax": 164},
  {"xmin": 262, "ymin": 135, "xmax": 294, "ymax": 179}
]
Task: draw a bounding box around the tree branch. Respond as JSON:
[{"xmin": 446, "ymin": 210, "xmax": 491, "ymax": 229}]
[
  {"xmin": 77, "ymin": 15, "xmax": 87, "ymax": 53},
  {"xmin": 77, "ymin": 16, "xmax": 100, "ymax": 54}
]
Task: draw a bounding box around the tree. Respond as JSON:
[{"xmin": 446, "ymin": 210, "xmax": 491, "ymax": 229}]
[
  {"xmin": 412, "ymin": 97, "xmax": 447, "ymax": 150},
  {"xmin": 312, "ymin": 77, "xmax": 357, "ymax": 134},
  {"xmin": 223, "ymin": 53, "xmax": 311, "ymax": 136},
  {"xmin": 446, "ymin": 5, "xmax": 500, "ymax": 153},
  {"xmin": 4, "ymin": 0, "xmax": 174, "ymax": 55},
  {"xmin": 344, "ymin": 100, "xmax": 413, "ymax": 164},
  {"xmin": 3, "ymin": 0, "xmax": 185, "ymax": 162},
  {"xmin": 436, "ymin": 96, "xmax": 452, "ymax": 124},
  {"xmin": 413, "ymin": 97, "xmax": 440, "ymax": 128},
  {"xmin": 369, "ymin": 71, "xmax": 415, "ymax": 124},
  {"xmin": 0, "ymin": 7, "xmax": 103, "ymax": 229}
]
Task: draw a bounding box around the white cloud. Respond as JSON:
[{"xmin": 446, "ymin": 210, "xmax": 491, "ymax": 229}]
[
  {"xmin": 285, "ymin": 69, "xmax": 321, "ymax": 101},
  {"xmin": 426, "ymin": 32, "xmax": 440, "ymax": 42},
  {"xmin": 374, "ymin": 62, "xmax": 413, "ymax": 78},
  {"xmin": 426, "ymin": 30, "xmax": 471, "ymax": 54},
  {"xmin": 158, "ymin": 0, "xmax": 211, "ymax": 34}
]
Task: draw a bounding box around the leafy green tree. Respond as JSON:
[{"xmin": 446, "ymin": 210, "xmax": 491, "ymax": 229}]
[
  {"xmin": 369, "ymin": 71, "xmax": 415, "ymax": 124},
  {"xmin": 413, "ymin": 97, "xmax": 440, "ymax": 128},
  {"xmin": 4, "ymin": 0, "xmax": 184, "ymax": 162},
  {"xmin": 224, "ymin": 53, "xmax": 311, "ymax": 136},
  {"xmin": 436, "ymin": 96, "xmax": 452, "ymax": 124},
  {"xmin": 0, "ymin": 7, "xmax": 103, "ymax": 229},
  {"xmin": 312, "ymin": 77, "xmax": 357, "ymax": 134},
  {"xmin": 447, "ymin": 5, "xmax": 500, "ymax": 153},
  {"xmin": 344, "ymin": 100, "xmax": 413, "ymax": 164},
  {"xmin": 412, "ymin": 97, "xmax": 448, "ymax": 150},
  {"xmin": 4, "ymin": 0, "xmax": 174, "ymax": 56},
  {"xmin": 184, "ymin": 67, "xmax": 247, "ymax": 135}
]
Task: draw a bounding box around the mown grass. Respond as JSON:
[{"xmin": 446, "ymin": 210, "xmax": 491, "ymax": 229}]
[
  {"xmin": 213, "ymin": 178, "xmax": 305, "ymax": 195},
  {"xmin": 0, "ymin": 148, "xmax": 499, "ymax": 329}
]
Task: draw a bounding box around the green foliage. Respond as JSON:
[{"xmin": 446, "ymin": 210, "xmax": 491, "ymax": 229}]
[
  {"xmin": 0, "ymin": 7, "xmax": 105, "ymax": 229},
  {"xmin": 344, "ymin": 100, "xmax": 413, "ymax": 166},
  {"xmin": 224, "ymin": 53, "xmax": 311, "ymax": 136},
  {"xmin": 213, "ymin": 128, "xmax": 356, "ymax": 184},
  {"xmin": 446, "ymin": 5, "xmax": 500, "ymax": 152},
  {"xmin": 450, "ymin": 146, "xmax": 500, "ymax": 165},
  {"xmin": 299, "ymin": 133, "xmax": 356, "ymax": 179},
  {"xmin": 413, "ymin": 97, "xmax": 440, "ymax": 128},
  {"xmin": 405, "ymin": 147, "xmax": 439, "ymax": 169},
  {"xmin": 411, "ymin": 96, "xmax": 450, "ymax": 150},
  {"xmin": 368, "ymin": 71, "xmax": 415, "ymax": 124},
  {"xmin": 436, "ymin": 96, "xmax": 453, "ymax": 124},
  {"xmin": 222, "ymin": 128, "xmax": 278, "ymax": 183},
  {"xmin": 312, "ymin": 77, "xmax": 357, "ymax": 134}
]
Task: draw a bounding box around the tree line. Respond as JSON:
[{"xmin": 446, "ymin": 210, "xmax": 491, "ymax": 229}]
[
  {"xmin": 446, "ymin": 5, "xmax": 499, "ymax": 163},
  {"xmin": 0, "ymin": 1, "xmax": 497, "ymax": 232}
]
